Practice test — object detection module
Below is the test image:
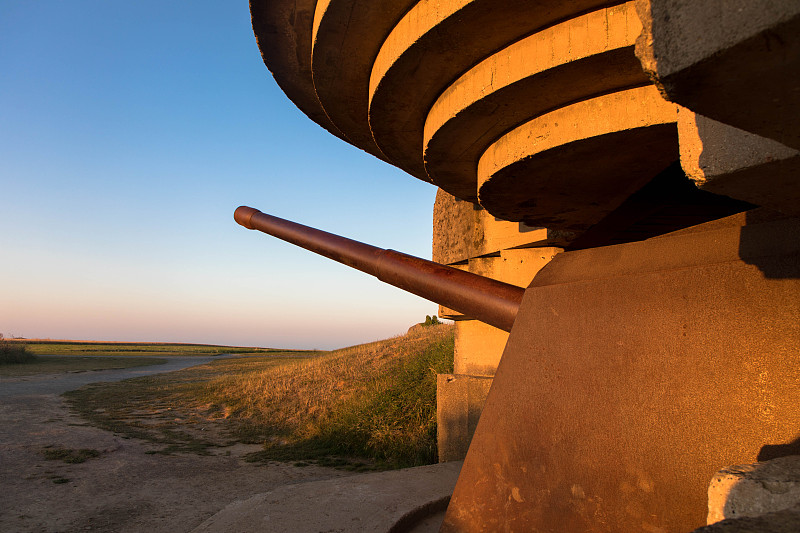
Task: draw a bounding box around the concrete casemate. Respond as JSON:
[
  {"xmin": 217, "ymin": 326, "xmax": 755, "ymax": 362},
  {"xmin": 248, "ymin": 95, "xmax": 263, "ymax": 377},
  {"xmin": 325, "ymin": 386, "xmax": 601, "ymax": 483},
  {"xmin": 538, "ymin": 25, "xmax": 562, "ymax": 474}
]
[
  {"xmin": 247, "ymin": 1, "xmax": 800, "ymax": 530},
  {"xmin": 442, "ymin": 214, "xmax": 800, "ymax": 532}
]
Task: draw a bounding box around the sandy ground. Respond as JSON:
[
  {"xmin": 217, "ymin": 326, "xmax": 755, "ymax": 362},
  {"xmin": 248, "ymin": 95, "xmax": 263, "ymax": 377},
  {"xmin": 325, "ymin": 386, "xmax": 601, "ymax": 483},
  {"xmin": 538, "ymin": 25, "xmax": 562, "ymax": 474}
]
[{"xmin": 0, "ymin": 360, "xmax": 351, "ymax": 533}]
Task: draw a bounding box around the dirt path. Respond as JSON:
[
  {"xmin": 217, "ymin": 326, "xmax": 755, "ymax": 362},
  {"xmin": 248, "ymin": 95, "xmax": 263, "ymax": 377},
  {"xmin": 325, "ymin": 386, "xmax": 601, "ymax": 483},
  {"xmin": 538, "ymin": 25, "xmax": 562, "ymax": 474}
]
[{"xmin": 0, "ymin": 360, "xmax": 352, "ymax": 532}]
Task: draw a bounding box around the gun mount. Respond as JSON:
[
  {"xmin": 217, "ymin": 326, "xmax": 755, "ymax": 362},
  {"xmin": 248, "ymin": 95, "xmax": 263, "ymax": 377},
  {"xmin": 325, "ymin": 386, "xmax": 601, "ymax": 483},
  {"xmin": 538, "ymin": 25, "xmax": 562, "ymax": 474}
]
[{"xmin": 234, "ymin": 206, "xmax": 524, "ymax": 332}]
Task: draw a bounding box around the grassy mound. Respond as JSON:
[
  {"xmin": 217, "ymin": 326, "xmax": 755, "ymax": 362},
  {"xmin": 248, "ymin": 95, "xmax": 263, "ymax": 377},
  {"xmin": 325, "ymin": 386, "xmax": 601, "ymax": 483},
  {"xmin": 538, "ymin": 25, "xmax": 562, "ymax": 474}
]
[
  {"xmin": 239, "ymin": 324, "xmax": 455, "ymax": 468},
  {"xmin": 66, "ymin": 324, "xmax": 454, "ymax": 469}
]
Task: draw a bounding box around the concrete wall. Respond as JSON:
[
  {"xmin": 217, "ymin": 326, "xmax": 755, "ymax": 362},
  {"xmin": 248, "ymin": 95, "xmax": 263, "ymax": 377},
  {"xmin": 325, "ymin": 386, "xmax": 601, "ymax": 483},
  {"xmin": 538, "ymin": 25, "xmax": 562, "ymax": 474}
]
[
  {"xmin": 444, "ymin": 214, "xmax": 800, "ymax": 532},
  {"xmin": 433, "ymin": 189, "xmax": 561, "ymax": 461}
]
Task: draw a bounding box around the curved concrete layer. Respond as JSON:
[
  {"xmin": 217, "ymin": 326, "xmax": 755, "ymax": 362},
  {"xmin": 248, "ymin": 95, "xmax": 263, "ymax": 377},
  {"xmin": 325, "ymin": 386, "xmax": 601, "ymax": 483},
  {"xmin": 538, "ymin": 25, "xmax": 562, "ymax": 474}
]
[
  {"xmin": 424, "ymin": 2, "xmax": 648, "ymax": 201},
  {"xmin": 369, "ymin": 0, "xmax": 619, "ymax": 179},
  {"xmin": 368, "ymin": 0, "xmax": 617, "ymax": 182},
  {"xmin": 250, "ymin": 0, "xmax": 345, "ymax": 142},
  {"xmin": 311, "ymin": 0, "xmax": 417, "ymax": 162},
  {"xmin": 478, "ymin": 86, "xmax": 678, "ymax": 230}
]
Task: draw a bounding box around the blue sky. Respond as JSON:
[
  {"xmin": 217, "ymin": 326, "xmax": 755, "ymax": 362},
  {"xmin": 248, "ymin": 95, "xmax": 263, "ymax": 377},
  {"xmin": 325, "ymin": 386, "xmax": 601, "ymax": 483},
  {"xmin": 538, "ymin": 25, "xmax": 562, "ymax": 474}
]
[{"xmin": 0, "ymin": 1, "xmax": 438, "ymax": 349}]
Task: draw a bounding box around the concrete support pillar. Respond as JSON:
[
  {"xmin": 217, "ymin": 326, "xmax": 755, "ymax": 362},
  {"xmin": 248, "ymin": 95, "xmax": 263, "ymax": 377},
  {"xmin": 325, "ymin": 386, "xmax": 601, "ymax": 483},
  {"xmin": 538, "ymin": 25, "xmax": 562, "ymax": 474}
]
[{"xmin": 433, "ymin": 190, "xmax": 562, "ymax": 461}]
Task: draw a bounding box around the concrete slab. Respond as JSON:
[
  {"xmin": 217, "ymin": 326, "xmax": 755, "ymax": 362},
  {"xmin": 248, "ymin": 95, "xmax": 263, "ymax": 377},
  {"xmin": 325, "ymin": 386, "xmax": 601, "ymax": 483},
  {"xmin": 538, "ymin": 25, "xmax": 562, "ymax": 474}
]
[
  {"xmin": 368, "ymin": 0, "xmax": 612, "ymax": 181},
  {"xmin": 708, "ymin": 456, "xmax": 800, "ymax": 525},
  {"xmin": 192, "ymin": 461, "xmax": 462, "ymax": 533},
  {"xmin": 424, "ymin": 2, "xmax": 647, "ymax": 201},
  {"xmin": 678, "ymin": 109, "xmax": 800, "ymax": 217},
  {"xmin": 635, "ymin": 0, "xmax": 800, "ymax": 150},
  {"xmin": 477, "ymin": 85, "xmax": 678, "ymax": 230}
]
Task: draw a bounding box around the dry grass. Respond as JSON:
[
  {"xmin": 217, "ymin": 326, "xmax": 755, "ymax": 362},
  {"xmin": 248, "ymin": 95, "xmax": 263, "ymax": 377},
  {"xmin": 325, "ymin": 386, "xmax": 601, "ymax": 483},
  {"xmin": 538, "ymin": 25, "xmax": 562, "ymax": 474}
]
[
  {"xmin": 205, "ymin": 325, "xmax": 451, "ymax": 429},
  {"xmin": 66, "ymin": 324, "xmax": 455, "ymax": 469}
]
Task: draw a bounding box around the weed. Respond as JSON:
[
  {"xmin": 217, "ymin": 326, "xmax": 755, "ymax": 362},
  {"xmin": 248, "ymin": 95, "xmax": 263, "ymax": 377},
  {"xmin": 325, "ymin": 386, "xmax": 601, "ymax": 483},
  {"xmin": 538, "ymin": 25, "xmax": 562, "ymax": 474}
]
[{"xmin": 0, "ymin": 338, "xmax": 37, "ymax": 365}]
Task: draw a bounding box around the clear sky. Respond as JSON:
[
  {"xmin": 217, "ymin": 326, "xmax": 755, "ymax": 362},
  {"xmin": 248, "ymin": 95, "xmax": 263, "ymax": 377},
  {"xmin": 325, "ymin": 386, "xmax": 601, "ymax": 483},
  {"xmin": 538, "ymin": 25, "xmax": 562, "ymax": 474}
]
[{"xmin": 0, "ymin": 1, "xmax": 439, "ymax": 350}]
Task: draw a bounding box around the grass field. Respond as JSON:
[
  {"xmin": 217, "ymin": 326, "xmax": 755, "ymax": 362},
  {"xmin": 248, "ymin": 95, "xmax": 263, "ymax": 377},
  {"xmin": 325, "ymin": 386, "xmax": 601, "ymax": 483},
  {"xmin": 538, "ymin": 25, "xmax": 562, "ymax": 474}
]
[
  {"xmin": 15, "ymin": 340, "xmax": 286, "ymax": 358},
  {"xmin": 65, "ymin": 324, "xmax": 454, "ymax": 470},
  {"xmin": 0, "ymin": 339, "xmax": 296, "ymax": 377}
]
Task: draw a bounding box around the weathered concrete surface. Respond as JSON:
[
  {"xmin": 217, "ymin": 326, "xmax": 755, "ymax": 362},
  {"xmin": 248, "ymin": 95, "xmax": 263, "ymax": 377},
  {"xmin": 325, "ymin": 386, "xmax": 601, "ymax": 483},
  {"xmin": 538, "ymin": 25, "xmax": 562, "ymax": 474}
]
[
  {"xmin": 478, "ymin": 85, "xmax": 678, "ymax": 230},
  {"xmin": 192, "ymin": 461, "xmax": 462, "ymax": 533},
  {"xmin": 249, "ymin": 0, "xmax": 345, "ymax": 142},
  {"xmin": 635, "ymin": 0, "xmax": 800, "ymax": 150},
  {"xmin": 679, "ymin": 109, "xmax": 800, "ymax": 217},
  {"xmin": 438, "ymin": 248, "xmax": 562, "ymax": 320},
  {"xmin": 432, "ymin": 189, "xmax": 565, "ymax": 266},
  {"xmin": 707, "ymin": 456, "xmax": 800, "ymax": 525},
  {"xmin": 310, "ymin": 0, "xmax": 415, "ymax": 162},
  {"xmin": 436, "ymin": 249, "xmax": 561, "ymax": 461},
  {"xmin": 433, "ymin": 190, "xmax": 485, "ymax": 266},
  {"xmin": 368, "ymin": 0, "xmax": 613, "ymax": 181},
  {"xmin": 437, "ymin": 375, "xmax": 492, "ymax": 463},
  {"xmin": 454, "ymin": 320, "xmax": 508, "ymax": 376},
  {"xmin": 469, "ymin": 249, "xmax": 562, "ymax": 288},
  {"xmin": 443, "ymin": 214, "xmax": 800, "ymax": 532},
  {"xmin": 424, "ymin": 2, "xmax": 648, "ymax": 201},
  {"xmin": 692, "ymin": 505, "xmax": 800, "ymax": 533},
  {"xmin": 431, "ymin": 192, "xmax": 563, "ymax": 463}
]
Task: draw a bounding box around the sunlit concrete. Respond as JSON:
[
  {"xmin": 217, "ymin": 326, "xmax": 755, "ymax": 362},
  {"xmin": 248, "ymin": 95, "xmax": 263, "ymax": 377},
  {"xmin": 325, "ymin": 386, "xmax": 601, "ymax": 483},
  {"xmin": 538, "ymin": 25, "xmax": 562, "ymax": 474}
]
[
  {"xmin": 478, "ymin": 85, "xmax": 678, "ymax": 230},
  {"xmin": 310, "ymin": 0, "xmax": 416, "ymax": 162},
  {"xmin": 424, "ymin": 2, "xmax": 648, "ymax": 201},
  {"xmin": 368, "ymin": 0, "xmax": 612, "ymax": 180},
  {"xmin": 443, "ymin": 215, "xmax": 800, "ymax": 532}
]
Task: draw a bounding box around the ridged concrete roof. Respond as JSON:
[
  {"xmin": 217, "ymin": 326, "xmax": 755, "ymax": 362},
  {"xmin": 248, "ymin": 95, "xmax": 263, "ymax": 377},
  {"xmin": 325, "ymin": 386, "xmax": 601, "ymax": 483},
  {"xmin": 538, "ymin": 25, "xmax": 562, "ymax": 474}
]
[{"xmin": 250, "ymin": 0, "xmax": 678, "ymax": 231}]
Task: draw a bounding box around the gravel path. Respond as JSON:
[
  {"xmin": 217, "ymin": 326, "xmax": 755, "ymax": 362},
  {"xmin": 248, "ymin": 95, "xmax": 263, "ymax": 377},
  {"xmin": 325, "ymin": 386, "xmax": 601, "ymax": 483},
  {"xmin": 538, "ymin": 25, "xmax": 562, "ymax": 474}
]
[{"xmin": 0, "ymin": 357, "xmax": 350, "ymax": 533}]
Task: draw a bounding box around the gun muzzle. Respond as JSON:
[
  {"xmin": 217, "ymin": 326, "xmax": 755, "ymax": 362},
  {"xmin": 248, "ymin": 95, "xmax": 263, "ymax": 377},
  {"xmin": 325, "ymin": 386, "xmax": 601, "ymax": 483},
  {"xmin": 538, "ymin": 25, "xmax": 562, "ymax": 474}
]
[{"xmin": 234, "ymin": 206, "xmax": 524, "ymax": 332}]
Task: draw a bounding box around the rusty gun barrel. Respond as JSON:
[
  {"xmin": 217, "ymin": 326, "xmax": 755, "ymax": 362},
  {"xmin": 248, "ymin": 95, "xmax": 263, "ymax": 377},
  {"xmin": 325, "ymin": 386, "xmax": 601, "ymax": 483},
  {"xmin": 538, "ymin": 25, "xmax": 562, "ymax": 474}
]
[{"xmin": 234, "ymin": 206, "xmax": 524, "ymax": 332}]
